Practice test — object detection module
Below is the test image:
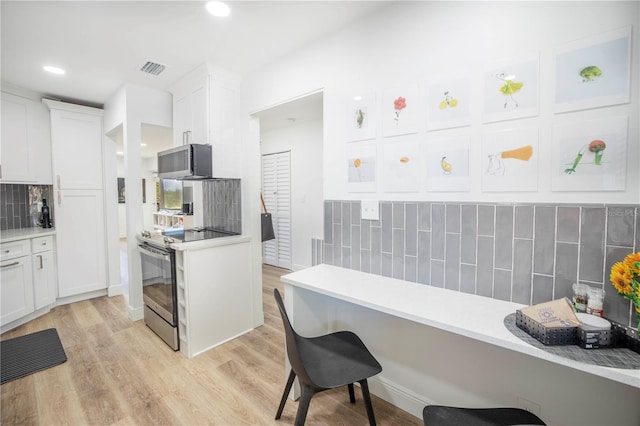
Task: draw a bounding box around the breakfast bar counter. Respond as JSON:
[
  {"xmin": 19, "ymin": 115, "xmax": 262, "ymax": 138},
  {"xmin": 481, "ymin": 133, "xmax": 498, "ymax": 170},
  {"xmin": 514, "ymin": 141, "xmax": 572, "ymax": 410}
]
[{"xmin": 282, "ymin": 264, "xmax": 640, "ymax": 425}]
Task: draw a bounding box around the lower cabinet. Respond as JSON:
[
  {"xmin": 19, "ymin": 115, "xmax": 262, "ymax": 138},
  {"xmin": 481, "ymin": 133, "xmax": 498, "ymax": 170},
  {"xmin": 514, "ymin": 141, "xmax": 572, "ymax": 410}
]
[
  {"xmin": 0, "ymin": 240, "xmax": 34, "ymax": 325},
  {"xmin": 55, "ymin": 190, "xmax": 107, "ymax": 297},
  {"xmin": 32, "ymin": 236, "xmax": 56, "ymax": 310},
  {"xmin": 0, "ymin": 235, "xmax": 57, "ymax": 331}
]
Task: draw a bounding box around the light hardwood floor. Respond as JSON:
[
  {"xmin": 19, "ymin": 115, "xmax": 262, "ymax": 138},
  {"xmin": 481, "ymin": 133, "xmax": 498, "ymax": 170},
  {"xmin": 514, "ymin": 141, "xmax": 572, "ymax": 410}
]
[{"xmin": 1, "ymin": 265, "xmax": 421, "ymax": 426}]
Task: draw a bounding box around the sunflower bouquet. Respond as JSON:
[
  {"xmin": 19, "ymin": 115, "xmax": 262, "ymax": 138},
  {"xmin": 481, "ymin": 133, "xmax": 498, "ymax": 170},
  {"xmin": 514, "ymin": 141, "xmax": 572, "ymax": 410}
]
[{"xmin": 610, "ymin": 251, "xmax": 640, "ymax": 330}]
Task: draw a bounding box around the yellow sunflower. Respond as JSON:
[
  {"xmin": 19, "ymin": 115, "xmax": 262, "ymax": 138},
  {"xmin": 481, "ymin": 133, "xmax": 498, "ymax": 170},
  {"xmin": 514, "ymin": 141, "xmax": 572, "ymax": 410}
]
[
  {"xmin": 623, "ymin": 252, "xmax": 640, "ymax": 276},
  {"xmin": 610, "ymin": 262, "xmax": 634, "ymax": 295}
]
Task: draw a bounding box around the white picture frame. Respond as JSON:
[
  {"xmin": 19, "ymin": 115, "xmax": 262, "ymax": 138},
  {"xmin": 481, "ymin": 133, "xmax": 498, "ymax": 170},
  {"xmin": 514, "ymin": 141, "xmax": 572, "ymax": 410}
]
[
  {"xmin": 382, "ymin": 137, "xmax": 419, "ymax": 193},
  {"xmin": 346, "ymin": 143, "xmax": 377, "ymax": 193},
  {"xmin": 346, "ymin": 91, "xmax": 377, "ymax": 142},
  {"xmin": 481, "ymin": 127, "xmax": 539, "ymax": 192},
  {"xmin": 382, "ymin": 84, "xmax": 420, "ymax": 137},
  {"xmin": 424, "ymin": 134, "xmax": 470, "ymax": 192},
  {"xmin": 551, "ymin": 116, "xmax": 628, "ymax": 192},
  {"xmin": 482, "ymin": 54, "xmax": 539, "ymax": 123},
  {"xmin": 425, "ymin": 77, "xmax": 471, "ymax": 131},
  {"xmin": 554, "ymin": 26, "xmax": 632, "ymax": 114}
]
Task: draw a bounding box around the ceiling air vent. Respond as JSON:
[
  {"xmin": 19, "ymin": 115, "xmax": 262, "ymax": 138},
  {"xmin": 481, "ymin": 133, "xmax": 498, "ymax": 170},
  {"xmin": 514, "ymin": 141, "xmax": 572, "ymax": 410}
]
[{"xmin": 140, "ymin": 61, "xmax": 166, "ymax": 76}]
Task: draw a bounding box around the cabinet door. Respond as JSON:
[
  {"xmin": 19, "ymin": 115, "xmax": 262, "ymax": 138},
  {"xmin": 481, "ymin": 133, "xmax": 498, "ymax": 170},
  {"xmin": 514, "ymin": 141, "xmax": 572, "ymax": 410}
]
[
  {"xmin": 1, "ymin": 257, "xmax": 34, "ymax": 325},
  {"xmin": 0, "ymin": 92, "xmax": 33, "ymax": 182},
  {"xmin": 55, "ymin": 190, "xmax": 107, "ymax": 297},
  {"xmin": 190, "ymin": 84, "xmax": 208, "ymax": 144},
  {"xmin": 50, "ymin": 109, "xmax": 103, "ymax": 190},
  {"xmin": 171, "ymin": 68, "xmax": 209, "ymax": 146},
  {"xmin": 33, "ymin": 250, "xmax": 56, "ymax": 309},
  {"xmin": 173, "ymin": 93, "xmax": 191, "ymax": 145}
]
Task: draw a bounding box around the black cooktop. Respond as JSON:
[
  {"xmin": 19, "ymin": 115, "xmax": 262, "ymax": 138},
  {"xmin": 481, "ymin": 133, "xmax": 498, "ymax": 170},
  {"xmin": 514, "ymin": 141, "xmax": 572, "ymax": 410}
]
[{"xmin": 162, "ymin": 227, "xmax": 238, "ymax": 243}]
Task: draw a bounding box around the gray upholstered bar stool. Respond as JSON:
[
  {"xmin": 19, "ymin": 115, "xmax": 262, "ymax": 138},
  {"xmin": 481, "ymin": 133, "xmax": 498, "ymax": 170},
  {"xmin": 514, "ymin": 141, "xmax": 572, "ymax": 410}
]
[{"xmin": 423, "ymin": 405, "xmax": 546, "ymax": 426}]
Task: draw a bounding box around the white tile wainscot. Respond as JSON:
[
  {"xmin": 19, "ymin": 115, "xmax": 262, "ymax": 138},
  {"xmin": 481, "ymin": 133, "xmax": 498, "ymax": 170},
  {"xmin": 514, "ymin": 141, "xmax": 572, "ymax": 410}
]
[
  {"xmin": 172, "ymin": 235, "xmax": 253, "ymax": 358},
  {"xmin": 282, "ymin": 264, "xmax": 640, "ymax": 426}
]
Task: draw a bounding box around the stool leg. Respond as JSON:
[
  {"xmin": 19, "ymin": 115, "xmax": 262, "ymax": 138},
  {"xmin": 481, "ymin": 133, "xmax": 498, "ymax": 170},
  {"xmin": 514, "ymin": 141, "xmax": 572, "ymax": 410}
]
[
  {"xmin": 359, "ymin": 379, "xmax": 376, "ymax": 426},
  {"xmin": 348, "ymin": 383, "xmax": 356, "ymax": 403},
  {"xmin": 275, "ymin": 369, "xmax": 296, "ymax": 420}
]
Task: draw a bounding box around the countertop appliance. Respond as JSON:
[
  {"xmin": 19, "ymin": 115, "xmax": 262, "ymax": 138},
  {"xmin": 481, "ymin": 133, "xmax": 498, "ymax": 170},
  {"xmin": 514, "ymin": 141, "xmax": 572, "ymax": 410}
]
[{"xmin": 157, "ymin": 143, "xmax": 212, "ymax": 180}]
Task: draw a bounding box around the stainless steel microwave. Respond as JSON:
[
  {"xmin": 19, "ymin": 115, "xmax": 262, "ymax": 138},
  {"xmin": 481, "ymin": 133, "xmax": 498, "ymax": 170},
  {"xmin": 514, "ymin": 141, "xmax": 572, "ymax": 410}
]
[{"xmin": 157, "ymin": 144, "xmax": 212, "ymax": 180}]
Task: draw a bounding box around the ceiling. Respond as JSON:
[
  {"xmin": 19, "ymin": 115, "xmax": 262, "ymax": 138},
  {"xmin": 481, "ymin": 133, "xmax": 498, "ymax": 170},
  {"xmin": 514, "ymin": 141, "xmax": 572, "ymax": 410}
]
[{"xmin": 1, "ymin": 1, "xmax": 389, "ymax": 108}]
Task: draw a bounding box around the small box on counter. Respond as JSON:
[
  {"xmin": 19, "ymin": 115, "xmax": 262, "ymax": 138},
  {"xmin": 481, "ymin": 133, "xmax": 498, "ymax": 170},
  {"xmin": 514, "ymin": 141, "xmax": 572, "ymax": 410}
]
[
  {"xmin": 516, "ymin": 298, "xmax": 580, "ymax": 346},
  {"xmin": 575, "ymin": 313, "xmax": 621, "ymax": 349}
]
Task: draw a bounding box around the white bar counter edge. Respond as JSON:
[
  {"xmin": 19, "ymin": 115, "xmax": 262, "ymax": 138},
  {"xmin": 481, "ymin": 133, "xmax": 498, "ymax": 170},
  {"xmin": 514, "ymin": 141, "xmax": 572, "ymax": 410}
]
[{"xmin": 281, "ymin": 264, "xmax": 640, "ymax": 389}]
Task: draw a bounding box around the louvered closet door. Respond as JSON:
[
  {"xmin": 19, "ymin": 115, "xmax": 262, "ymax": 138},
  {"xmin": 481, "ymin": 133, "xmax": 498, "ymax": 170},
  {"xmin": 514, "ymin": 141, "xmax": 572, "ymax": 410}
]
[{"xmin": 261, "ymin": 151, "xmax": 291, "ymax": 269}]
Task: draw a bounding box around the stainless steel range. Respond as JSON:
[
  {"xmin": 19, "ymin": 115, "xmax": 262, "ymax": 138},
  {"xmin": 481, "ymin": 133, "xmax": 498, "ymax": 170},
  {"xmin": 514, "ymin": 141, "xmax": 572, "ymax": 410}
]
[
  {"xmin": 137, "ymin": 231, "xmax": 179, "ymax": 350},
  {"xmin": 137, "ymin": 227, "xmax": 240, "ymax": 350}
]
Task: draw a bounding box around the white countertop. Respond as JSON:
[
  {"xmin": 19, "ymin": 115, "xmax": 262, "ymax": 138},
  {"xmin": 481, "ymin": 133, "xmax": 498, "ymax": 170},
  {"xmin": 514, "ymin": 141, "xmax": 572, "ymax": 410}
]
[
  {"xmin": 0, "ymin": 227, "xmax": 57, "ymax": 243},
  {"xmin": 170, "ymin": 234, "xmax": 251, "ymax": 251},
  {"xmin": 282, "ymin": 264, "xmax": 640, "ymax": 388}
]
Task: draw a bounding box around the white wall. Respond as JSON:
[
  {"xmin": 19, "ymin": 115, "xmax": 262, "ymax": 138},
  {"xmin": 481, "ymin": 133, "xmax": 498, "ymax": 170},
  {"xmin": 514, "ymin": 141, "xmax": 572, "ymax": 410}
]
[
  {"xmin": 243, "ymin": 1, "xmax": 639, "ymax": 205},
  {"xmin": 104, "ymin": 84, "xmax": 172, "ymax": 319},
  {"xmin": 240, "ymin": 2, "xmax": 640, "ymax": 424},
  {"xmin": 260, "ymin": 117, "xmax": 323, "ymax": 270}
]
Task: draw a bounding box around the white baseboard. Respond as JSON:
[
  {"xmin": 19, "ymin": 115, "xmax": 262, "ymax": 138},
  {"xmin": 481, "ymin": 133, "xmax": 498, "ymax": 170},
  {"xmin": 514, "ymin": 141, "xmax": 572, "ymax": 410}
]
[
  {"xmin": 368, "ymin": 375, "xmax": 433, "ymax": 420},
  {"xmin": 128, "ymin": 304, "xmax": 144, "ymax": 322},
  {"xmin": 108, "ymin": 284, "xmax": 123, "ymax": 297},
  {"xmin": 56, "ymin": 289, "xmax": 108, "ymax": 306}
]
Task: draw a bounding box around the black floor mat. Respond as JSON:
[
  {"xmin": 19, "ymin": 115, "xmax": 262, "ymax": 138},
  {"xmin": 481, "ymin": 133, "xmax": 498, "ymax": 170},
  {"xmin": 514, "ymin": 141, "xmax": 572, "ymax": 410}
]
[{"xmin": 1, "ymin": 328, "xmax": 67, "ymax": 384}]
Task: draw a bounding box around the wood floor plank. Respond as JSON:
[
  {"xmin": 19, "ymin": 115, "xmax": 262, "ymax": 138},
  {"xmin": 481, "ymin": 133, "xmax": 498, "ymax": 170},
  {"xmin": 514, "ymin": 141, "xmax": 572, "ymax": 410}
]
[{"xmin": 0, "ymin": 265, "xmax": 421, "ymax": 425}]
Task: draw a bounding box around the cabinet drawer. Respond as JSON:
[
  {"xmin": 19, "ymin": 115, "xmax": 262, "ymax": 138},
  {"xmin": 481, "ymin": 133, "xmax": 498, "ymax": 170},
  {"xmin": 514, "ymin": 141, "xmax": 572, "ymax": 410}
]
[
  {"xmin": 32, "ymin": 236, "xmax": 54, "ymax": 254},
  {"xmin": 1, "ymin": 239, "xmax": 30, "ymax": 261}
]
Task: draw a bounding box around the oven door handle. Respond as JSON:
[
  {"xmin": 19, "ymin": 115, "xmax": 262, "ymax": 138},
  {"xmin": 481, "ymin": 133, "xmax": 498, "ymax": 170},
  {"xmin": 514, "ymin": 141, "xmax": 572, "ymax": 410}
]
[{"xmin": 138, "ymin": 245, "xmax": 171, "ymax": 261}]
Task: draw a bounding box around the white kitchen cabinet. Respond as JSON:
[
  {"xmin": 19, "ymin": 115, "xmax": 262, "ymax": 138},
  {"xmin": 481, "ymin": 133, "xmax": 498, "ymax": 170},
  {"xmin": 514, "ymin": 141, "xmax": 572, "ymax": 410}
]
[
  {"xmin": 176, "ymin": 237, "xmax": 253, "ymax": 358},
  {"xmin": 31, "ymin": 236, "xmax": 56, "ymax": 309},
  {"xmin": 171, "ymin": 65, "xmax": 209, "ymax": 146},
  {"xmin": 46, "ymin": 99, "xmax": 103, "ymax": 190},
  {"xmin": 0, "ymin": 240, "xmax": 34, "ymax": 325},
  {"xmin": 0, "ymin": 91, "xmax": 52, "ymax": 184},
  {"xmin": 169, "ymin": 63, "xmax": 241, "ymax": 177},
  {"xmin": 54, "ymin": 189, "xmax": 106, "ymax": 297},
  {"xmin": 44, "ymin": 99, "xmax": 107, "ymax": 299}
]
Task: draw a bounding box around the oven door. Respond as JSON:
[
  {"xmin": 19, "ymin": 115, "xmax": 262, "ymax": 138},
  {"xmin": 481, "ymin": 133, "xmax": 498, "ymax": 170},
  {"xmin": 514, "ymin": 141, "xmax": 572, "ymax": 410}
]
[{"xmin": 138, "ymin": 243, "xmax": 177, "ymax": 326}]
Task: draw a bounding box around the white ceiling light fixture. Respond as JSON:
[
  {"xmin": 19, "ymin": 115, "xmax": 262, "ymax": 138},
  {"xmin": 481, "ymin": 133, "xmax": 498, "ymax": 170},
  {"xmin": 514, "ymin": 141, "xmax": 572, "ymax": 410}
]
[
  {"xmin": 43, "ymin": 65, "xmax": 65, "ymax": 75},
  {"xmin": 205, "ymin": 1, "xmax": 230, "ymax": 17}
]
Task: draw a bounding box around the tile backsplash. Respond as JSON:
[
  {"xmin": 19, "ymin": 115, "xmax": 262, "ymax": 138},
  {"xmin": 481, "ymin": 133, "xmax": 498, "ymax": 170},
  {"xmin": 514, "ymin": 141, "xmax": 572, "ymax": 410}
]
[
  {"xmin": 0, "ymin": 184, "xmax": 53, "ymax": 231},
  {"xmin": 202, "ymin": 178, "xmax": 242, "ymax": 234},
  {"xmin": 323, "ymin": 200, "xmax": 640, "ymax": 328}
]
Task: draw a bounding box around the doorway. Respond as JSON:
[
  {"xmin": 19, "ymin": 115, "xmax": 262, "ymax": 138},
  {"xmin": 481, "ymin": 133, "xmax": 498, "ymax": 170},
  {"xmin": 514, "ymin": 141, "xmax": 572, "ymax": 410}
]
[
  {"xmin": 261, "ymin": 151, "xmax": 291, "ymax": 269},
  {"xmin": 255, "ymin": 91, "xmax": 324, "ymax": 271}
]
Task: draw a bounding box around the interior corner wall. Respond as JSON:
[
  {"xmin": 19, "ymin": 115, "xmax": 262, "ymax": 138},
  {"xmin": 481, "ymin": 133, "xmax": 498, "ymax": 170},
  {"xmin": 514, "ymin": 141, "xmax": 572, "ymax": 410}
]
[
  {"xmin": 243, "ymin": 1, "xmax": 639, "ymax": 205},
  {"xmin": 260, "ymin": 118, "xmax": 324, "ymax": 270}
]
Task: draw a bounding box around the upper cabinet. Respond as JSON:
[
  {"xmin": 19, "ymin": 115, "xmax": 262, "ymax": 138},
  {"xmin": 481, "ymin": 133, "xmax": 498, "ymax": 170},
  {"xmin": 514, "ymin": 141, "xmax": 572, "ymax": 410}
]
[
  {"xmin": 169, "ymin": 63, "xmax": 242, "ymax": 178},
  {"xmin": 45, "ymin": 99, "xmax": 103, "ymax": 190},
  {"xmin": 0, "ymin": 91, "xmax": 52, "ymax": 184},
  {"xmin": 170, "ymin": 65, "xmax": 209, "ymax": 146}
]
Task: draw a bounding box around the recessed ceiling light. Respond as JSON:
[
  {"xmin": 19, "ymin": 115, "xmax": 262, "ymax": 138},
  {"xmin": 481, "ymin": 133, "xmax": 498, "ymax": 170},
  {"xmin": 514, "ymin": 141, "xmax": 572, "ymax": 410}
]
[
  {"xmin": 141, "ymin": 143, "xmax": 147, "ymax": 147},
  {"xmin": 206, "ymin": 1, "xmax": 230, "ymax": 17},
  {"xmin": 43, "ymin": 65, "xmax": 65, "ymax": 75}
]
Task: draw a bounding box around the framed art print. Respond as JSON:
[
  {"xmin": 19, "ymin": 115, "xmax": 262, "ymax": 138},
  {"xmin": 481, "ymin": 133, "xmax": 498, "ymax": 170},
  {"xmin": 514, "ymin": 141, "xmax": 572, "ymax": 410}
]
[
  {"xmin": 382, "ymin": 85, "xmax": 419, "ymax": 137},
  {"xmin": 425, "ymin": 78, "xmax": 471, "ymax": 131},
  {"xmin": 346, "ymin": 143, "xmax": 377, "ymax": 193},
  {"xmin": 481, "ymin": 127, "xmax": 539, "ymax": 192},
  {"xmin": 554, "ymin": 26, "xmax": 631, "ymax": 113},
  {"xmin": 482, "ymin": 55, "xmax": 539, "ymax": 123},
  {"xmin": 551, "ymin": 116, "xmax": 628, "ymax": 191},
  {"xmin": 346, "ymin": 91, "xmax": 377, "ymax": 142}
]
